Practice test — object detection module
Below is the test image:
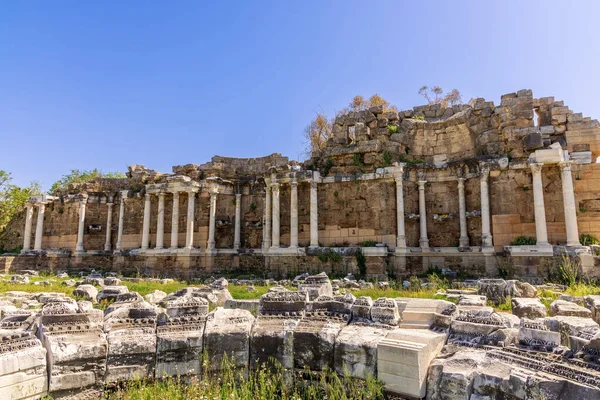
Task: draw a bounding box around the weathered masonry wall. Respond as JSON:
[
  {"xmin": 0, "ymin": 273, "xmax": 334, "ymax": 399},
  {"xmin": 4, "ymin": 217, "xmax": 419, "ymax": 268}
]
[{"xmin": 1, "ymin": 89, "xmax": 600, "ymax": 279}]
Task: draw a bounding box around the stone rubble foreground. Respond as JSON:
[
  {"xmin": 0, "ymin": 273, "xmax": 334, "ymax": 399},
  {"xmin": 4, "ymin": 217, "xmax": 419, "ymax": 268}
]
[{"xmin": 0, "ymin": 273, "xmax": 599, "ymax": 399}]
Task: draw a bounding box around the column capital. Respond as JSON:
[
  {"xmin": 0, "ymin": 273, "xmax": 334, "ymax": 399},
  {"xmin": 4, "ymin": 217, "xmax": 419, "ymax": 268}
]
[
  {"xmin": 235, "ymin": 192, "xmax": 242, "ymax": 198},
  {"xmin": 558, "ymin": 160, "xmax": 573, "ymax": 172},
  {"xmin": 290, "ymin": 178, "xmax": 298, "ymax": 188},
  {"xmin": 157, "ymin": 192, "xmax": 165, "ymax": 199},
  {"xmin": 120, "ymin": 190, "xmax": 129, "ymax": 198},
  {"xmin": 457, "ymin": 177, "xmax": 465, "ymax": 188},
  {"xmin": 480, "ymin": 166, "xmax": 490, "ymax": 180},
  {"xmin": 271, "ymin": 182, "xmax": 280, "ymax": 193},
  {"xmin": 529, "ymin": 162, "xmax": 544, "ymax": 175},
  {"xmin": 144, "ymin": 193, "xmax": 151, "ymax": 201},
  {"xmin": 79, "ymin": 193, "xmax": 89, "ymax": 203},
  {"xmin": 107, "ymin": 202, "xmax": 114, "ymax": 207},
  {"xmin": 418, "ymin": 180, "xmax": 427, "ymax": 188}
]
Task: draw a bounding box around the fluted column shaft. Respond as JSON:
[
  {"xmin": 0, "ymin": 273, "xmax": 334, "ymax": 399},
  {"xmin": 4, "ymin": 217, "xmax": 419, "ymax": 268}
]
[
  {"xmin": 171, "ymin": 192, "xmax": 180, "ymax": 249},
  {"xmin": 234, "ymin": 193, "xmax": 242, "ymax": 249},
  {"xmin": 75, "ymin": 195, "xmax": 88, "ymax": 252},
  {"xmin": 418, "ymin": 180, "xmax": 429, "ymax": 248},
  {"xmin": 395, "ymin": 173, "xmax": 407, "ymax": 248},
  {"xmin": 207, "ymin": 190, "xmax": 217, "ymax": 250},
  {"xmin": 271, "ymin": 183, "xmax": 280, "ymax": 248},
  {"xmin": 156, "ymin": 193, "xmax": 165, "ymax": 249},
  {"xmin": 116, "ymin": 191, "xmax": 127, "ymax": 251},
  {"xmin": 104, "ymin": 201, "xmax": 114, "ymax": 251},
  {"xmin": 185, "ymin": 192, "xmax": 195, "ymax": 249},
  {"xmin": 458, "ymin": 178, "xmax": 469, "ymax": 247},
  {"xmin": 530, "ymin": 163, "xmax": 549, "ymax": 246},
  {"xmin": 22, "ymin": 204, "xmax": 34, "ymax": 252},
  {"xmin": 290, "ymin": 180, "xmax": 298, "ymax": 248},
  {"xmin": 34, "ymin": 203, "xmax": 46, "ymax": 251},
  {"xmin": 141, "ymin": 193, "xmax": 151, "ymax": 250},
  {"xmin": 480, "ymin": 169, "xmax": 493, "ymax": 247},
  {"xmin": 560, "ymin": 162, "xmax": 580, "ymax": 246}
]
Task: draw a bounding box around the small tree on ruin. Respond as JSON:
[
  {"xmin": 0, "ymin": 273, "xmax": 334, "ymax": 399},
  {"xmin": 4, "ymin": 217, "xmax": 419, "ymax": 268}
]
[
  {"xmin": 418, "ymin": 86, "xmax": 463, "ymax": 107},
  {"xmin": 303, "ymin": 112, "xmax": 333, "ymax": 156}
]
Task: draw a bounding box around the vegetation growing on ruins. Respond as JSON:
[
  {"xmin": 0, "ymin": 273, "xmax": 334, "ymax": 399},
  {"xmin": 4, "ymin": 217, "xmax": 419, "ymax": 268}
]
[
  {"xmin": 107, "ymin": 355, "xmax": 385, "ymax": 400},
  {"xmin": 49, "ymin": 168, "xmax": 126, "ymax": 194},
  {"xmin": 580, "ymin": 233, "xmax": 600, "ymax": 246},
  {"xmin": 418, "ymin": 86, "xmax": 462, "ymax": 107},
  {"xmin": 0, "ymin": 170, "xmax": 41, "ymax": 250},
  {"xmin": 509, "ymin": 236, "xmax": 537, "ymax": 246}
]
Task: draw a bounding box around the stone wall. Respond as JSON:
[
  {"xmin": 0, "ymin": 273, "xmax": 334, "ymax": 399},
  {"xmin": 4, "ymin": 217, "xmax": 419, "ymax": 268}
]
[{"xmin": 1, "ymin": 89, "xmax": 599, "ymax": 280}]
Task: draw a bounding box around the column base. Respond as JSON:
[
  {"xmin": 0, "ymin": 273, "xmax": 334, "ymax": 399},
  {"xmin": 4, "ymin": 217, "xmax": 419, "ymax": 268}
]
[
  {"xmin": 459, "ymin": 237, "xmax": 470, "ymax": 247},
  {"xmin": 566, "ymin": 241, "xmax": 581, "ymax": 247},
  {"xmin": 419, "ymin": 238, "xmax": 429, "ymax": 248},
  {"xmin": 394, "ymin": 247, "xmax": 410, "ymax": 254}
]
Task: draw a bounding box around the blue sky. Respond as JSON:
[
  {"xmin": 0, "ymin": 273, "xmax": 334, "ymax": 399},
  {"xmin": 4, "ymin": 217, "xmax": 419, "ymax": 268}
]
[{"xmin": 2, "ymin": 1, "xmax": 600, "ymax": 190}]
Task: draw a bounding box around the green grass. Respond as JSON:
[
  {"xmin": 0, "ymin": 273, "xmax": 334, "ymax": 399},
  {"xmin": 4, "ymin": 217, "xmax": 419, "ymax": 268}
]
[
  {"xmin": 121, "ymin": 280, "xmax": 189, "ymax": 296},
  {"xmin": 228, "ymin": 285, "xmax": 272, "ymax": 300},
  {"xmin": 106, "ymin": 355, "xmax": 385, "ymax": 400},
  {"xmin": 350, "ymin": 287, "xmax": 438, "ymax": 299},
  {"xmin": 0, "ymin": 276, "xmax": 76, "ymax": 296}
]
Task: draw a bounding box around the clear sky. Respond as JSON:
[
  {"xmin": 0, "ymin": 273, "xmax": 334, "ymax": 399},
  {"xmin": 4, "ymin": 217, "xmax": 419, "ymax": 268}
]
[{"xmin": 2, "ymin": 1, "xmax": 599, "ymax": 190}]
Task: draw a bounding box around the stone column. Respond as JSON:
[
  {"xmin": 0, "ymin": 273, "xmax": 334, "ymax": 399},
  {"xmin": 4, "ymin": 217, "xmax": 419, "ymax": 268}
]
[
  {"xmin": 394, "ymin": 169, "xmax": 407, "ymax": 249},
  {"xmin": 116, "ymin": 191, "xmax": 127, "ymax": 251},
  {"xmin": 185, "ymin": 191, "xmax": 195, "ymax": 249},
  {"xmin": 34, "ymin": 203, "xmax": 46, "ymax": 251},
  {"xmin": 170, "ymin": 192, "xmax": 179, "ymax": 249},
  {"xmin": 418, "ymin": 180, "xmax": 429, "ymax": 248},
  {"xmin": 207, "ymin": 187, "xmax": 217, "ymax": 250},
  {"xmin": 530, "ymin": 163, "xmax": 550, "ymax": 246},
  {"xmin": 480, "ymin": 167, "xmax": 493, "ymax": 247},
  {"xmin": 290, "ymin": 178, "xmax": 298, "ymax": 248},
  {"xmin": 234, "ymin": 192, "xmax": 242, "ymax": 250},
  {"xmin": 141, "ymin": 193, "xmax": 151, "ymax": 250},
  {"xmin": 310, "ymin": 171, "xmax": 320, "ymax": 248},
  {"xmin": 271, "ymin": 181, "xmax": 280, "ymax": 248},
  {"xmin": 75, "ymin": 194, "xmax": 88, "ymax": 252},
  {"xmin": 104, "ymin": 198, "xmax": 114, "ymax": 251},
  {"xmin": 156, "ymin": 193, "xmax": 165, "ymax": 249},
  {"xmin": 458, "ymin": 178, "xmax": 469, "ymax": 247},
  {"xmin": 263, "ymin": 183, "xmax": 272, "ymax": 250},
  {"xmin": 22, "ymin": 203, "xmax": 34, "ymax": 252},
  {"xmin": 559, "ymin": 161, "xmax": 580, "ymax": 246}
]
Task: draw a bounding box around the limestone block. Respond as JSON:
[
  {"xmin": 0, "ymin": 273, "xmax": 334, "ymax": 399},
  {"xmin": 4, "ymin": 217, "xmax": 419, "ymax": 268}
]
[
  {"xmin": 204, "ymin": 308, "xmax": 254, "ymax": 371},
  {"xmin": 297, "ymin": 272, "xmax": 333, "ymax": 301},
  {"xmin": 104, "ymin": 301, "xmax": 158, "ymax": 384},
  {"xmin": 370, "ymin": 297, "xmax": 400, "ymax": 326},
  {"xmin": 224, "ymin": 299, "xmax": 259, "ymax": 315},
  {"xmin": 156, "ymin": 294, "xmax": 208, "ymax": 378},
  {"xmin": 549, "ymin": 300, "xmax": 592, "ymax": 318},
  {"xmin": 584, "ymin": 295, "xmax": 600, "ymax": 323},
  {"xmin": 518, "ymin": 319, "xmax": 561, "ymax": 349},
  {"xmin": 250, "ymin": 316, "xmax": 299, "ymax": 369},
  {"xmin": 0, "ymin": 331, "xmax": 48, "ymax": 400},
  {"xmin": 144, "ymin": 290, "xmax": 167, "ymax": 304},
  {"xmin": 544, "ymin": 315, "xmax": 599, "ymax": 346},
  {"xmin": 377, "ymin": 329, "xmax": 446, "ymax": 398},
  {"xmin": 351, "ymin": 296, "xmax": 373, "ymax": 322},
  {"xmin": 72, "ymin": 284, "xmax": 98, "ymax": 303},
  {"xmin": 333, "ymin": 324, "xmax": 391, "ymax": 379},
  {"xmin": 505, "ymin": 280, "xmax": 537, "ymax": 298},
  {"xmin": 293, "ymin": 295, "xmax": 352, "ymax": 371},
  {"xmin": 97, "ymin": 286, "xmax": 129, "ymax": 302},
  {"xmin": 39, "ymin": 301, "xmax": 108, "ymax": 398},
  {"xmin": 477, "ymin": 279, "xmax": 507, "ymax": 304},
  {"xmin": 511, "ymin": 297, "xmax": 547, "ymax": 319}
]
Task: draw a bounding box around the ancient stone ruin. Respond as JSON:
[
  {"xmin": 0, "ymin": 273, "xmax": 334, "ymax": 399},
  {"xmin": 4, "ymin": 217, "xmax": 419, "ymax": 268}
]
[
  {"xmin": 1, "ymin": 90, "xmax": 600, "ymax": 398},
  {"xmin": 0, "ymin": 272, "xmax": 599, "ymax": 399}
]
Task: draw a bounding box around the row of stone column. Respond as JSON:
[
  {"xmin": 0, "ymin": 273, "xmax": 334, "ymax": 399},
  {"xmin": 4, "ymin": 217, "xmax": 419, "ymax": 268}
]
[
  {"xmin": 263, "ymin": 172, "xmax": 320, "ymax": 251},
  {"xmin": 20, "ymin": 162, "xmax": 581, "ymax": 253},
  {"xmin": 141, "ymin": 187, "xmax": 230, "ymax": 251},
  {"xmin": 392, "ymin": 167, "xmax": 492, "ymax": 250},
  {"xmin": 530, "ymin": 161, "xmax": 579, "ymax": 246}
]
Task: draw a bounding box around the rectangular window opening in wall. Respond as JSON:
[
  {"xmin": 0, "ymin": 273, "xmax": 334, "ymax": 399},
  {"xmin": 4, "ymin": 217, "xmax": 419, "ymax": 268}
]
[
  {"xmin": 533, "ymin": 107, "xmax": 540, "ymax": 127},
  {"xmin": 348, "ymin": 125, "xmax": 355, "ymax": 143}
]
